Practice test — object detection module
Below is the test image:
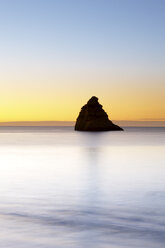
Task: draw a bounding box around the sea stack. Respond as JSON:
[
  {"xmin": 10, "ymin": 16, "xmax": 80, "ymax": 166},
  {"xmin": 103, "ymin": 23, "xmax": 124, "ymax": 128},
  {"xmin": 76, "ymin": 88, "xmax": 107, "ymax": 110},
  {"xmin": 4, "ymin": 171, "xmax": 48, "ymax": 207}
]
[{"xmin": 75, "ymin": 96, "xmax": 123, "ymax": 131}]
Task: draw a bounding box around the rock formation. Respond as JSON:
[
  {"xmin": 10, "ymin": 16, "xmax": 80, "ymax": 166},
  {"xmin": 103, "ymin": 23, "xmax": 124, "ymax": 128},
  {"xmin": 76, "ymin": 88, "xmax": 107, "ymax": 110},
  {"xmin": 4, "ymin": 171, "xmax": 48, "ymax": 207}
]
[{"xmin": 75, "ymin": 96, "xmax": 123, "ymax": 131}]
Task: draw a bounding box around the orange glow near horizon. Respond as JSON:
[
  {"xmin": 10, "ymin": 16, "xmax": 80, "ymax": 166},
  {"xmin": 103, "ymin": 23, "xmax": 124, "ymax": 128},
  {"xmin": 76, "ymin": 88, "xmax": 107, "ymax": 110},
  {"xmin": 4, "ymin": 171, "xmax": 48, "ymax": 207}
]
[{"xmin": 1, "ymin": 72, "xmax": 165, "ymax": 123}]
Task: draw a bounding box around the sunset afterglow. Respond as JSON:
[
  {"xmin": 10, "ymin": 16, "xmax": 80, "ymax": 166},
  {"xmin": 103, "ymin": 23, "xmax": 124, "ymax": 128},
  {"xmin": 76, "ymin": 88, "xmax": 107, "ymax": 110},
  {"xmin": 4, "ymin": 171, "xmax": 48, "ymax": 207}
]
[{"xmin": 0, "ymin": 0, "xmax": 165, "ymax": 124}]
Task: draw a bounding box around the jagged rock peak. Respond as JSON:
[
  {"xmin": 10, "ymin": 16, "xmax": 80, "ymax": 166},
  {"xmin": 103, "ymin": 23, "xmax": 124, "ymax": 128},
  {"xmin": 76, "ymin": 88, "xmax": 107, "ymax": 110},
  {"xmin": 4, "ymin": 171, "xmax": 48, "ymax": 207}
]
[
  {"xmin": 75, "ymin": 96, "xmax": 123, "ymax": 131},
  {"xmin": 87, "ymin": 96, "xmax": 99, "ymax": 104}
]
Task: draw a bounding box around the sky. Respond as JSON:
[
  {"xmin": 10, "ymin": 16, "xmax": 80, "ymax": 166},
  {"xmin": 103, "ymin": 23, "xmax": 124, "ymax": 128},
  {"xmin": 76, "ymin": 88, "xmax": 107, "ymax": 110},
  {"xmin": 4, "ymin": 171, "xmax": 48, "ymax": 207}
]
[{"xmin": 0, "ymin": 0, "xmax": 165, "ymax": 123}]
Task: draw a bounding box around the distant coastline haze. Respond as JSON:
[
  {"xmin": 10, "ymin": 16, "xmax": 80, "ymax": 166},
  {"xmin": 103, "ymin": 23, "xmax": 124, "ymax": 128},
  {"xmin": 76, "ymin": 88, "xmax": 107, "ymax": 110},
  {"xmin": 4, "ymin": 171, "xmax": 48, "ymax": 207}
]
[{"xmin": 0, "ymin": 121, "xmax": 164, "ymax": 127}]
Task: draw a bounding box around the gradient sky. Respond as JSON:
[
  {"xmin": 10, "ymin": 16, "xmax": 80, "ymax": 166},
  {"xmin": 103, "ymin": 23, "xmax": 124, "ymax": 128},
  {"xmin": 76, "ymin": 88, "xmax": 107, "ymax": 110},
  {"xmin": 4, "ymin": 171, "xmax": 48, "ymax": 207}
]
[{"xmin": 0, "ymin": 0, "xmax": 165, "ymax": 122}]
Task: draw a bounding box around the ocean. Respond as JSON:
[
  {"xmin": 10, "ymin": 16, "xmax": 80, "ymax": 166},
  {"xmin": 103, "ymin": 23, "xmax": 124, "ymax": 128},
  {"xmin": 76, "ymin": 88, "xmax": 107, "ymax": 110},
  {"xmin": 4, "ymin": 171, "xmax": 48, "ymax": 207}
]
[{"xmin": 0, "ymin": 127, "xmax": 164, "ymax": 248}]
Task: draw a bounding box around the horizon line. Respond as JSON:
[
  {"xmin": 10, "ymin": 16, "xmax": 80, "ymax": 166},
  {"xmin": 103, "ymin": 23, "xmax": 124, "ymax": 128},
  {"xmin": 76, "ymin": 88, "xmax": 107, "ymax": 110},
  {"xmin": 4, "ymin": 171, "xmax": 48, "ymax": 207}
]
[{"xmin": 0, "ymin": 120, "xmax": 164, "ymax": 127}]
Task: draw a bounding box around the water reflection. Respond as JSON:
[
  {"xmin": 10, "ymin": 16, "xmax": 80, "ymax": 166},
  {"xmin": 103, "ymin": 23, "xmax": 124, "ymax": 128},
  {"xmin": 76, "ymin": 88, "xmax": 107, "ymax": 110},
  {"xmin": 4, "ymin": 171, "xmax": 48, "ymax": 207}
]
[{"xmin": 0, "ymin": 128, "xmax": 164, "ymax": 247}]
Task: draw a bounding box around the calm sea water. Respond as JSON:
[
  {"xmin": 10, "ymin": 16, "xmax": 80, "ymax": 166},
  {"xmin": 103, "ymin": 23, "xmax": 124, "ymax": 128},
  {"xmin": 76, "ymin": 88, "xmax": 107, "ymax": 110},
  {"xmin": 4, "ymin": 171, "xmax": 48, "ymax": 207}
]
[{"xmin": 0, "ymin": 127, "xmax": 164, "ymax": 248}]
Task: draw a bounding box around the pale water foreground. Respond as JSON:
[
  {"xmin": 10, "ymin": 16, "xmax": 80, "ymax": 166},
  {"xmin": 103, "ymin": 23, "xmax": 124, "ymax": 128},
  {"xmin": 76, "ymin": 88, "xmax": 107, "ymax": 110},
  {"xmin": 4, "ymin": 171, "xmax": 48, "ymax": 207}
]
[{"xmin": 0, "ymin": 127, "xmax": 164, "ymax": 248}]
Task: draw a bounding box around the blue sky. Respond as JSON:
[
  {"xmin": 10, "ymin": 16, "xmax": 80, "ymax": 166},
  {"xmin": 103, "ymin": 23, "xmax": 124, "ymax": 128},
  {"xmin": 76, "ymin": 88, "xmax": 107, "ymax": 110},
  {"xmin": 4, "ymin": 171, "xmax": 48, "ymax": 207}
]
[
  {"xmin": 1, "ymin": 0, "xmax": 165, "ymax": 69},
  {"xmin": 0, "ymin": 0, "xmax": 165, "ymax": 122}
]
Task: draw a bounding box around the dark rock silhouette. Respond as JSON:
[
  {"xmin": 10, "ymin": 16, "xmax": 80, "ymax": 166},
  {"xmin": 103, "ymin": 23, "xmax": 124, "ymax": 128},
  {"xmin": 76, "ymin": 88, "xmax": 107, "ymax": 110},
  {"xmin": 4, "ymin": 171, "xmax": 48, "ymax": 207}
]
[{"xmin": 75, "ymin": 96, "xmax": 123, "ymax": 131}]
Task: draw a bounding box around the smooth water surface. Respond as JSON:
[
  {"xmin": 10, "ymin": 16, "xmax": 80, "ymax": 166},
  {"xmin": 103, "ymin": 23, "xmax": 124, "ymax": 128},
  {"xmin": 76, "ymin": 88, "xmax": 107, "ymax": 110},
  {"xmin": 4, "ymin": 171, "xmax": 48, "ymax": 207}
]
[{"xmin": 0, "ymin": 127, "xmax": 164, "ymax": 248}]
